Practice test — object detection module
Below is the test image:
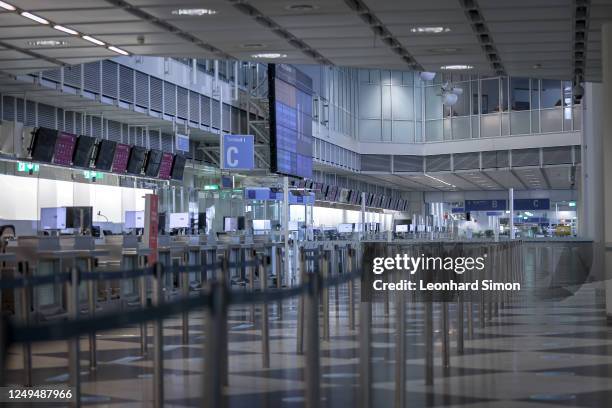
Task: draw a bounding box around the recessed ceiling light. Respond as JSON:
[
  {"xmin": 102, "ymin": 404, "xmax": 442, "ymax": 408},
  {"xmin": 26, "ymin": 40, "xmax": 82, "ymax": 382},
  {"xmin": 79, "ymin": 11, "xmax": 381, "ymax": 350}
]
[
  {"xmin": 285, "ymin": 4, "xmax": 319, "ymax": 11},
  {"xmin": 241, "ymin": 43, "xmax": 266, "ymax": 49},
  {"xmin": 27, "ymin": 39, "xmax": 68, "ymax": 47},
  {"xmin": 440, "ymin": 64, "xmax": 473, "ymax": 70},
  {"xmin": 82, "ymin": 35, "xmax": 105, "ymax": 46},
  {"xmin": 108, "ymin": 45, "xmax": 129, "ymax": 55},
  {"xmin": 411, "ymin": 26, "xmax": 450, "ymax": 34},
  {"xmin": 21, "ymin": 11, "xmax": 49, "ymax": 24},
  {"xmin": 0, "ymin": 1, "xmax": 15, "ymax": 11},
  {"xmin": 54, "ymin": 25, "xmax": 79, "ymax": 35},
  {"xmin": 172, "ymin": 8, "xmax": 217, "ymax": 16},
  {"xmin": 252, "ymin": 53, "xmax": 287, "ymax": 59}
]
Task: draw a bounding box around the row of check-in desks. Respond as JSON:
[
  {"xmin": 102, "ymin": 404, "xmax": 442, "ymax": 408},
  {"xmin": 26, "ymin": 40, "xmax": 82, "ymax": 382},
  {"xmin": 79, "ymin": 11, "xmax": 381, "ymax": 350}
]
[{"xmin": 0, "ymin": 234, "xmax": 287, "ymax": 321}]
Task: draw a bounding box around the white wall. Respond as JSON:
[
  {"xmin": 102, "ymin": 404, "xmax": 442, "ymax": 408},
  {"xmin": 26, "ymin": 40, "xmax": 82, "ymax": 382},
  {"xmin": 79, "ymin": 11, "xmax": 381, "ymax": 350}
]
[{"xmin": 0, "ymin": 174, "xmax": 152, "ymax": 229}]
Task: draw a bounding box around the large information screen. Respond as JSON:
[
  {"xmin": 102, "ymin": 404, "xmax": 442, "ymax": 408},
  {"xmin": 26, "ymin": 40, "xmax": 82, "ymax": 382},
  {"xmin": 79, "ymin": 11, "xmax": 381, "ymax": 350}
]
[{"xmin": 268, "ymin": 64, "xmax": 313, "ymax": 179}]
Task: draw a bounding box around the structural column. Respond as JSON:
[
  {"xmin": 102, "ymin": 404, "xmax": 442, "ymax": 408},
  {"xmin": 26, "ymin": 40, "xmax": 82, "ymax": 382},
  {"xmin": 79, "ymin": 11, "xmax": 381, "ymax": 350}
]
[{"xmin": 602, "ymin": 23, "xmax": 612, "ymax": 320}]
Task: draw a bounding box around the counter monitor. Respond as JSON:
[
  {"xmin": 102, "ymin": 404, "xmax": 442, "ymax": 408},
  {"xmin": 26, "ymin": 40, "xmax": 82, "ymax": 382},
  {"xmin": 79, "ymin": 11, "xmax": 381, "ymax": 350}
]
[
  {"xmin": 169, "ymin": 212, "xmax": 189, "ymax": 229},
  {"xmin": 40, "ymin": 207, "xmax": 67, "ymax": 230}
]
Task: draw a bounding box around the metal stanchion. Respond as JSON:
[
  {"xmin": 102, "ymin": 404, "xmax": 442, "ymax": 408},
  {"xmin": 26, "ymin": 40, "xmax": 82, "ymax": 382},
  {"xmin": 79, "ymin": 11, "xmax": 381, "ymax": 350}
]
[
  {"xmin": 88, "ymin": 276, "xmax": 97, "ymax": 368},
  {"xmin": 457, "ymin": 295, "xmax": 464, "ymax": 355},
  {"xmin": 18, "ymin": 262, "xmax": 32, "ymax": 386},
  {"xmin": 359, "ymin": 265, "xmax": 372, "ymax": 408},
  {"xmin": 296, "ymin": 248, "xmax": 305, "ymax": 355},
  {"xmin": 204, "ymin": 281, "xmax": 227, "ymax": 408},
  {"xmin": 424, "ymin": 300, "xmax": 434, "ymax": 386},
  {"xmin": 152, "ymin": 263, "xmax": 164, "ymax": 408},
  {"xmin": 304, "ymin": 256, "xmax": 320, "ymax": 408},
  {"xmin": 276, "ymin": 246, "xmax": 283, "ymax": 320},
  {"xmin": 322, "ymin": 249, "xmax": 330, "ymax": 342},
  {"xmin": 442, "ymin": 302, "xmax": 450, "ymax": 369},
  {"xmin": 67, "ymin": 267, "xmax": 81, "ymax": 407},
  {"xmin": 248, "ymin": 249, "xmax": 256, "ymax": 323},
  {"xmin": 347, "ymin": 247, "xmax": 355, "ymax": 331},
  {"xmin": 140, "ymin": 273, "xmax": 148, "ymax": 356},
  {"xmin": 260, "ymin": 253, "xmax": 270, "ymax": 369},
  {"xmin": 220, "ymin": 252, "xmax": 229, "ymax": 387},
  {"xmin": 181, "ymin": 260, "xmax": 189, "ymax": 345},
  {"xmin": 394, "ymin": 290, "xmax": 406, "ymax": 408}
]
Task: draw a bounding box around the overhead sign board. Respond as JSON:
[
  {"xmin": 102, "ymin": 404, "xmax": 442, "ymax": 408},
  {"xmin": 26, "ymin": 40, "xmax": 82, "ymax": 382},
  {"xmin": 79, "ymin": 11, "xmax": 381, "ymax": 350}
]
[
  {"xmin": 465, "ymin": 199, "xmax": 507, "ymax": 212},
  {"xmin": 221, "ymin": 134, "xmax": 254, "ymax": 170}
]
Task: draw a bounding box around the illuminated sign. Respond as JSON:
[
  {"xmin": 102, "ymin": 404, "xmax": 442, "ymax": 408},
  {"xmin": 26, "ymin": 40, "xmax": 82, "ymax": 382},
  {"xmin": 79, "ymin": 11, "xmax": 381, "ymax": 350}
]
[{"xmin": 17, "ymin": 162, "xmax": 39, "ymax": 173}]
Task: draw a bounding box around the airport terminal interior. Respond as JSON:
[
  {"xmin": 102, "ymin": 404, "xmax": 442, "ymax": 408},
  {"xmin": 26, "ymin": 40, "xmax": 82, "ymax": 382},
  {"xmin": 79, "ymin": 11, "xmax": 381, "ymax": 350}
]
[{"xmin": 0, "ymin": 0, "xmax": 611, "ymax": 407}]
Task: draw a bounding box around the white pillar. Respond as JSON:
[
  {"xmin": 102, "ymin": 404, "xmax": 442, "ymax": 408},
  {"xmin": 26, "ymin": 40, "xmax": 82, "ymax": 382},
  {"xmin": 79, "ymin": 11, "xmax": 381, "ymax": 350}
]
[
  {"xmin": 602, "ymin": 23, "xmax": 612, "ymax": 319},
  {"xmin": 509, "ymin": 188, "xmax": 514, "ymax": 239}
]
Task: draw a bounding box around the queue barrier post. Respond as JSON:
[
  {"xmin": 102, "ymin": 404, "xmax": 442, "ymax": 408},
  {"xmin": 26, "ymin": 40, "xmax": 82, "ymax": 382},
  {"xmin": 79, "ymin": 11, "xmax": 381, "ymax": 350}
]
[
  {"xmin": 203, "ymin": 280, "xmax": 227, "ymax": 408},
  {"xmin": 304, "ymin": 253, "xmax": 320, "ymax": 408},
  {"xmin": 259, "ymin": 252, "xmax": 270, "ymax": 369},
  {"xmin": 296, "ymin": 247, "xmax": 305, "ymax": 355},
  {"xmin": 152, "ymin": 262, "xmax": 164, "ymax": 408},
  {"xmin": 347, "ymin": 247, "xmax": 355, "ymax": 331},
  {"xmin": 18, "ymin": 262, "xmax": 32, "ymax": 387},
  {"xmin": 67, "ymin": 267, "xmax": 81, "ymax": 408}
]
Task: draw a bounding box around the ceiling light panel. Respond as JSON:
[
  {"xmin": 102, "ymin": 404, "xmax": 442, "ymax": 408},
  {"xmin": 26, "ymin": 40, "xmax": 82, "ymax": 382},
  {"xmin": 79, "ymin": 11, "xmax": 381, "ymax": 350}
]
[
  {"xmin": 0, "ymin": 1, "xmax": 15, "ymax": 11},
  {"xmin": 20, "ymin": 11, "xmax": 49, "ymax": 24}
]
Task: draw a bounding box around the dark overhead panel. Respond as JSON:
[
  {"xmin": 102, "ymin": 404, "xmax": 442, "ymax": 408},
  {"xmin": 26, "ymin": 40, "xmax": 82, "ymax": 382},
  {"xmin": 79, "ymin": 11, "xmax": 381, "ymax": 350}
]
[
  {"xmin": 227, "ymin": 0, "xmax": 333, "ymax": 65},
  {"xmin": 343, "ymin": 0, "xmax": 423, "ymax": 71},
  {"xmin": 105, "ymin": 0, "xmax": 234, "ymax": 60},
  {"xmin": 459, "ymin": 0, "xmax": 506, "ymax": 76},
  {"xmin": 573, "ymin": 0, "xmax": 590, "ymax": 86}
]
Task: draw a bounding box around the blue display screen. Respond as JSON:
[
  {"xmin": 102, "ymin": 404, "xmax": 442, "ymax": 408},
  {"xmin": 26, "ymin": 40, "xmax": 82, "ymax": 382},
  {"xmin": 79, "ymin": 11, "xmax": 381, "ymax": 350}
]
[{"xmin": 269, "ymin": 64, "xmax": 313, "ymax": 179}]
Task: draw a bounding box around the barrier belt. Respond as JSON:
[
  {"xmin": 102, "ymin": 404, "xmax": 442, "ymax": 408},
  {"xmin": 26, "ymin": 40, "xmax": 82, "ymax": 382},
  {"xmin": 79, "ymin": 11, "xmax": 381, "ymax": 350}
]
[{"xmin": 0, "ymin": 273, "xmax": 71, "ymax": 289}]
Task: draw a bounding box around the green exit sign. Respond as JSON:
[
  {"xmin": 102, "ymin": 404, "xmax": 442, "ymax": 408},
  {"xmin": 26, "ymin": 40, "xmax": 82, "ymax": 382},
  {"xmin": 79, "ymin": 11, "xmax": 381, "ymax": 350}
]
[
  {"xmin": 203, "ymin": 184, "xmax": 219, "ymax": 190},
  {"xmin": 17, "ymin": 162, "xmax": 39, "ymax": 173},
  {"xmin": 84, "ymin": 170, "xmax": 104, "ymax": 180}
]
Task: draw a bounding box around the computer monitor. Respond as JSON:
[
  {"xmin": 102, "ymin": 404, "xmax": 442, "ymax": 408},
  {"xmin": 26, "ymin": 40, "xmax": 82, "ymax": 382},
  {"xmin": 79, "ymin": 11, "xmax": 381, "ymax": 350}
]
[
  {"xmin": 40, "ymin": 207, "xmax": 66, "ymax": 230},
  {"xmin": 224, "ymin": 217, "xmax": 238, "ymax": 232},
  {"xmin": 169, "ymin": 212, "xmax": 189, "ymax": 229},
  {"xmin": 237, "ymin": 216, "xmax": 246, "ymax": 231},
  {"xmin": 66, "ymin": 206, "xmax": 93, "ymax": 231},
  {"xmin": 253, "ymin": 219, "xmax": 272, "ymax": 231},
  {"xmin": 125, "ymin": 210, "xmax": 145, "ymax": 229},
  {"xmin": 337, "ymin": 223, "xmax": 353, "ymax": 233}
]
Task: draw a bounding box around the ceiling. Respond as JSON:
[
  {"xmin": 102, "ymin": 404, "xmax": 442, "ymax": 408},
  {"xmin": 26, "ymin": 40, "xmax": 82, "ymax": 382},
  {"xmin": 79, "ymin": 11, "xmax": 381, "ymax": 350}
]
[
  {"xmin": 357, "ymin": 165, "xmax": 579, "ymax": 192},
  {"xmin": 0, "ymin": 0, "xmax": 605, "ymax": 81}
]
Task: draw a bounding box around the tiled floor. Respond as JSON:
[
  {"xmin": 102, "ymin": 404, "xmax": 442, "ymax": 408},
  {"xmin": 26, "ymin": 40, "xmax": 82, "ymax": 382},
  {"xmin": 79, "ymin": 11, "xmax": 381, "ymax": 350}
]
[{"xmin": 4, "ymin": 283, "xmax": 612, "ymax": 407}]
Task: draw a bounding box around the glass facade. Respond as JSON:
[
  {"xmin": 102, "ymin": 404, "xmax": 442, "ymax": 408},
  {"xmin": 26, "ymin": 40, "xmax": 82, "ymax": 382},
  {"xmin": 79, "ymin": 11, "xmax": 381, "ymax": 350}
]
[{"xmin": 338, "ymin": 69, "xmax": 583, "ymax": 143}]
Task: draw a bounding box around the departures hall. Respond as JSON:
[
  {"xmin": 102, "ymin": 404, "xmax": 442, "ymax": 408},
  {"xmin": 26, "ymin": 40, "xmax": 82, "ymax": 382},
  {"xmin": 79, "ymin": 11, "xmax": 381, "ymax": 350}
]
[{"xmin": 0, "ymin": 1, "xmax": 611, "ymax": 407}]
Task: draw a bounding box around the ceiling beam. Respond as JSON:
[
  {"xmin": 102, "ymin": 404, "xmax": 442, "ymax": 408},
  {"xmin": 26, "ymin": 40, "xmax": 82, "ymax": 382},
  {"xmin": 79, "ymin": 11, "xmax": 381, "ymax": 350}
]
[
  {"xmin": 343, "ymin": 0, "xmax": 423, "ymax": 71},
  {"xmin": 539, "ymin": 167, "xmax": 551, "ymax": 189},
  {"xmin": 509, "ymin": 169, "xmax": 528, "ymax": 189},
  {"xmin": 227, "ymin": 0, "xmax": 333, "ymax": 65},
  {"xmin": 458, "ymin": 0, "xmax": 506, "ymax": 76},
  {"xmin": 105, "ymin": 0, "xmax": 235, "ymax": 60}
]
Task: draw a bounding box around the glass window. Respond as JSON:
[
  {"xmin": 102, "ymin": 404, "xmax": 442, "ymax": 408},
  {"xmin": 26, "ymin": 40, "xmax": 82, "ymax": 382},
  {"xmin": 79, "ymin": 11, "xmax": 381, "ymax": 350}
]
[
  {"xmin": 481, "ymin": 78, "xmax": 500, "ymax": 114},
  {"xmin": 511, "ymin": 77, "xmax": 530, "ymax": 111},
  {"xmin": 541, "ymin": 79, "xmax": 561, "ymax": 108},
  {"xmin": 451, "ymin": 81, "xmax": 469, "ymax": 116},
  {"xmin": 501, "ymin": 77, "xmax": 509, "ymax": 111},
  {"xmin": 531, "ymin": 79, "xmax": 539, "ymax": 109},
  {"xmin": 425, "ymin": 86, "xmax": 442, "ymax": 120},
  {"xmin": 471, "ymin": 80, "xmax": 479, "ymax": 115}
]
